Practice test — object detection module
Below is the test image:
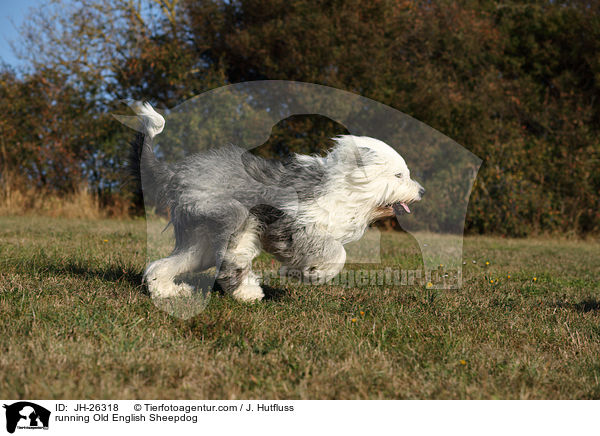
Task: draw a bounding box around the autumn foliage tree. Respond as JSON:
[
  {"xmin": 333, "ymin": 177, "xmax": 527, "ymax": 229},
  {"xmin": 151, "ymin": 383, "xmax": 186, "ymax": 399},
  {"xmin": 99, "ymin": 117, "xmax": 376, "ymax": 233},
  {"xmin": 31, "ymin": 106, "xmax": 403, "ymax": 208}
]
[{"xmin": 1, "ymin": 0, "xmax": 598, "ymax": 235}]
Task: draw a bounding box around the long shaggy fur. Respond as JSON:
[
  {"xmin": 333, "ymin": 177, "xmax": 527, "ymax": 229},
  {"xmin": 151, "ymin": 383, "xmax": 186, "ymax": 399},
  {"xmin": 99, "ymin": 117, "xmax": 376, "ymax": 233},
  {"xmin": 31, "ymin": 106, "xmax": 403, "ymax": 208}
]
[{"xmin": 131, "ymin": 103, "xmax": 425, "ymax": 301}]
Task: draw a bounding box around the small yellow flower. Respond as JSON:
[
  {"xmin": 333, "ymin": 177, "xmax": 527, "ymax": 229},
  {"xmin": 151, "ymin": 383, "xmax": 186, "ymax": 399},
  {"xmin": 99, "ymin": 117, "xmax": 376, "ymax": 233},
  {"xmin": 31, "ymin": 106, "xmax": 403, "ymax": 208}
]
[
  {"xmin": 439, "ymin": 264, "xmax": 444, "ymax": 268},
  {"xmin": 103, "ymin": 239, "xmax": 108, "ymax": 243},
  {"xmin": 460, "ymin": 360, "xmax": 467, "ymax": 365},
  {"xmin": 351, "ymin": 318, "xmax": 357, "ymax": 323},
  {"xmin": 507, "ymin": 275, "xmax": 511, "ymax": 279},
  {"xmin": 490, "ymin": 279, "xmax": 494, "ymax": 284},
  {"xmin": 533, "ymin": 277, "xmax": 537, "ymax": 282},
  {"xmin": 426, "ymin": 282, "xmax": 433, "ymax": 288},
  {"xmin": 360, "ymin": 311, "xmax": 365, "ymax": 316},
  {"xmin": 485, "ymin": 261, "xmax": 490, "ymax": 266}
]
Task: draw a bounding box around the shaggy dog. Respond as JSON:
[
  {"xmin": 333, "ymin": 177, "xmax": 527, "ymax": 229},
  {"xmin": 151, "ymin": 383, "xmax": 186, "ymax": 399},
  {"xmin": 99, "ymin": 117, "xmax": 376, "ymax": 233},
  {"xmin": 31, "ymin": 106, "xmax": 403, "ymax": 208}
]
[{"xmin": 130, "ymin": 102, "xmax": 425, "ymax": 301}]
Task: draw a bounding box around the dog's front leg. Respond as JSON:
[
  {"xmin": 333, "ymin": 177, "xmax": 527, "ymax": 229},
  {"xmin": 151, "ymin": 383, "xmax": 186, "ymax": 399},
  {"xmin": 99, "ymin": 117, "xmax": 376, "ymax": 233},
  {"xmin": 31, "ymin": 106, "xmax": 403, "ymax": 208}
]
[{"xmin": 144, "ymin": 250, "xmax": 201, "ymax": 298}]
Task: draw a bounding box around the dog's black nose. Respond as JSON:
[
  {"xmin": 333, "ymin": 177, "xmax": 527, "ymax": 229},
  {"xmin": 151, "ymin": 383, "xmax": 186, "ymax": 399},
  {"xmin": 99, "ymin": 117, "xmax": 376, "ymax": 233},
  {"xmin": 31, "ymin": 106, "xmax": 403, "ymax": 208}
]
[{"xmin": 419, "ymin": 187, "xmax": 426, "ymax": 197}]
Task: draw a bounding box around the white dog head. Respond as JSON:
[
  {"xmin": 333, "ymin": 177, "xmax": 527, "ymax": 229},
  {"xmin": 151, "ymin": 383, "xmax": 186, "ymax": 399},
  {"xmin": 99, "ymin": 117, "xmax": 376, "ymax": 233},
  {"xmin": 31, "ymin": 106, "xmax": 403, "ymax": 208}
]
[{"xmin": 327, "ymin": 135, "xmax": 425, "ymax": 220}]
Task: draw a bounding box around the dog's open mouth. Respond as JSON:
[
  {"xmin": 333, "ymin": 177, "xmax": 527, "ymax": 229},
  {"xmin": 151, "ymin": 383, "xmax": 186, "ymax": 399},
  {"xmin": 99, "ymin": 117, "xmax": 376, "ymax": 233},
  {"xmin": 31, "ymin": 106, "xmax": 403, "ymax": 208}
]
[{"xmin": 383, "ymin": 202, "xmax": 411, "ymax": 215}]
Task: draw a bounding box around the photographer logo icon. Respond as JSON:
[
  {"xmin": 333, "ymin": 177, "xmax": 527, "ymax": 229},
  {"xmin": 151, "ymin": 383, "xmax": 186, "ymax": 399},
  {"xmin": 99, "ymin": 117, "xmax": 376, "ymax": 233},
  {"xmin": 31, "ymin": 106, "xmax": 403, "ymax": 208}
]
[{"xmin": 3, "ymin": 402, "xmax": 50, "ymax": 433}]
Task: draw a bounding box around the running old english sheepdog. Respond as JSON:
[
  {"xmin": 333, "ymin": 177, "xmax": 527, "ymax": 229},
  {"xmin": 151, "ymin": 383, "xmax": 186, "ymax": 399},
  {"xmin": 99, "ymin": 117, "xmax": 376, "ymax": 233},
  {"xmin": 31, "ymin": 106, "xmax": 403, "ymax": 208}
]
[{"xmin": 129, "ymin": 102, "xmax": 425, "ymax": 302}]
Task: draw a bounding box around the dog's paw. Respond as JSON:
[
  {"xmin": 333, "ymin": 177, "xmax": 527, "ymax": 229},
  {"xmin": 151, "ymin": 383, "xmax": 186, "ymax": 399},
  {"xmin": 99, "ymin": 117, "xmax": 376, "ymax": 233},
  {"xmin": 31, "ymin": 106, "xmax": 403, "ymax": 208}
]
[
  {"xmin": 147, "ymin": 280, "xmax": 194, "ymax": 299},
  {"xmin": 232, "ymin": 282, "xmax": 264, "ymax": 302}
]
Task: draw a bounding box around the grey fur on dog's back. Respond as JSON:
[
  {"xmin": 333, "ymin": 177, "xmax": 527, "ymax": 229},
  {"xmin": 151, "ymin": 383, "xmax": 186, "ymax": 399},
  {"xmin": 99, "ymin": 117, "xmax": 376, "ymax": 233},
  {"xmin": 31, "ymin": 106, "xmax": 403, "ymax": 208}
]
[{"xmin": 158, "ymin": 145, "xmax": 327, "ymax": 255}]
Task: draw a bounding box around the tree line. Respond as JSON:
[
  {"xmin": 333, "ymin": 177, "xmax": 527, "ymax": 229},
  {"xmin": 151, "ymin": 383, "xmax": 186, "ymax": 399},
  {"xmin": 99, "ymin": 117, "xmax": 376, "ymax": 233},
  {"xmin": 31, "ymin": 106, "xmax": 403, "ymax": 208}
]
[{"xmin": 1, "ymin": 0, "xmax": 598, "ymax": 236}]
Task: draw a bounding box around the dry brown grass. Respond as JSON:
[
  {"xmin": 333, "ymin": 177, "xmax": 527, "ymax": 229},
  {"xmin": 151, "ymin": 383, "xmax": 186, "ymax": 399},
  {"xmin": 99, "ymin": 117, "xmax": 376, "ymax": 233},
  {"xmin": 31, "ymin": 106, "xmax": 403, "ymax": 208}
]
[{"xmin": 0, "ymin": 171, "xmax": 129, "ymax": 219}]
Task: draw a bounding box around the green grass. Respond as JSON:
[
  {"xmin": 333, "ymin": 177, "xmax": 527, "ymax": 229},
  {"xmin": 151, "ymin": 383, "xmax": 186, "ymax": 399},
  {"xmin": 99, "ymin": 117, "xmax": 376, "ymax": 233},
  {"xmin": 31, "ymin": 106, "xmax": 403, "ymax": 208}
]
[{"xmin": 0, "ymin": 216, "xmax": 599, "ymax": 399}]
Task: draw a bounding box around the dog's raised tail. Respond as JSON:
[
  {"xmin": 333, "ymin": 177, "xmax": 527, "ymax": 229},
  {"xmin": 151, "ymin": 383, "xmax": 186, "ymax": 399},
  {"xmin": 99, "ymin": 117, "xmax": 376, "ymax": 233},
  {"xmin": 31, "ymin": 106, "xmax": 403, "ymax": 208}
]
[
  {"xmin": 132, "ymin": 101, "xmax": 165, "ymax": 139},
  {"xmin": 122, "ymin": 101, "xmax": 173, "ymax": 210}
]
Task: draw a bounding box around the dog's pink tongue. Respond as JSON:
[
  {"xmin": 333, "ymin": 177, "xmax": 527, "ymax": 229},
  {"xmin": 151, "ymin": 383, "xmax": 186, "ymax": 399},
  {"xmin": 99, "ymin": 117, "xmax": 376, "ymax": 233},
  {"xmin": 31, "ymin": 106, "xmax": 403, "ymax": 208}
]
[{"xmin": 401, "ymin": 203, "xmax": 411, "ymax": 213}]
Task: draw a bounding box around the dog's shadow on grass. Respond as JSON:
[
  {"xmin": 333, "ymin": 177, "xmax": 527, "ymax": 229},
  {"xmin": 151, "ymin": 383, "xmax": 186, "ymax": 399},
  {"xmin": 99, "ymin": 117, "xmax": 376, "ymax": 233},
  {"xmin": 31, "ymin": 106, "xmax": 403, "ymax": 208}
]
[
  {"xmin": 554, "ymin": 298, "xmax": 600, "ymax": 313},
  {"xmin": 262, "ymin": 285, "xmax": 288, "ymax": 301},
  {"xmin": 40, "ymin": 261, "xmax": 144, "ymax": 289},
  {"xmin": 209, "ymin": 281, "xmax": 288, "ymax": 301},
  {"xmin": 572, "ymin": 299, "xmax": 600, "ymax": 313}
]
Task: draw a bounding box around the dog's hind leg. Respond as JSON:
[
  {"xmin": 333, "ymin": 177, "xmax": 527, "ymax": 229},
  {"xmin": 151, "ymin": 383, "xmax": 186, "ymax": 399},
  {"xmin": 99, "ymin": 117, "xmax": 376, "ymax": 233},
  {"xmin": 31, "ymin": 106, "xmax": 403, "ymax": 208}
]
[
  {"xmin": 144, "ymin": 249, "xmax": 203, "ymax": 298},
  {"xmin": 217, "ymin": 218, "xmax": 264, "ymax": 302}
]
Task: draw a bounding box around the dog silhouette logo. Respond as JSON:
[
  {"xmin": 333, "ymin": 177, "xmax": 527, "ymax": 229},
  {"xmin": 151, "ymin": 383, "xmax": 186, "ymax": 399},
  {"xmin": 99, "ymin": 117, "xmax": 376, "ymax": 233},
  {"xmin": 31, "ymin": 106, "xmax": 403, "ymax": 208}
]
[{"xmin": 3, "ymin": 402, "xmax": 50, "ymax": 433}]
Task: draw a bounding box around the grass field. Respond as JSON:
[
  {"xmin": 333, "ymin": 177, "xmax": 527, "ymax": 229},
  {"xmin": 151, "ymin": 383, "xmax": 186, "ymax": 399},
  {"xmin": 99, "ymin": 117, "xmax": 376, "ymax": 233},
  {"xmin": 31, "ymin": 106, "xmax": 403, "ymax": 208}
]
[{"xmin": 0, "ymin": 216, "xmax": 599, "ymax": 399}]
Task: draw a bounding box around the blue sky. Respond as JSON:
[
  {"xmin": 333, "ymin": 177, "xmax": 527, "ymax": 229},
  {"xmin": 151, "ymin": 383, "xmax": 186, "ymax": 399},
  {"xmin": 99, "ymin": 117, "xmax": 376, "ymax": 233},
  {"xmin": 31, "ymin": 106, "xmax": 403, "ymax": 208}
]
[{"xmin": 0, "ymin": 0, "xmax": 42, "ymax": 67}]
